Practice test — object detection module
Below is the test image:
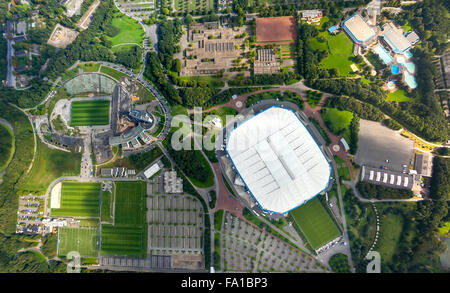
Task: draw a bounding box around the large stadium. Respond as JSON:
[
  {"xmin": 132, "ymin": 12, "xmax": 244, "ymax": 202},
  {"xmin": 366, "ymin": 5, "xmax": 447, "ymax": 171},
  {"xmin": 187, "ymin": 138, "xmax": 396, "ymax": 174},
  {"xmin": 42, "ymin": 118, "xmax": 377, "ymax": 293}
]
[{"xmin": 225, "ymin": 106, "xmax": 332, "ymax": 215}]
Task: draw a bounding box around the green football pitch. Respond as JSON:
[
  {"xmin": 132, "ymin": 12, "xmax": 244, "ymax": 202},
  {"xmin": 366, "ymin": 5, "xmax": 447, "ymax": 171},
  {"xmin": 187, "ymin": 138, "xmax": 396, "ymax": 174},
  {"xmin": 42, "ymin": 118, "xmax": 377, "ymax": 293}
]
[
  {"xmin": 100, "ymin": 181, "xmax": 147, "ymax": 257},
  {"xmin": 290, "ymin": 197, "xmax": 341, "ymax": 250},
  {"xmin": 70, "ymin": 100, "xmax": 110, "ymax": 126},
  {"xmin": 58, "ymin": 227, "xmax": 99, "ymax": 257},
  {"xmin": 51, "ymin": 182, "xmax": 100, "ymax": 217}
]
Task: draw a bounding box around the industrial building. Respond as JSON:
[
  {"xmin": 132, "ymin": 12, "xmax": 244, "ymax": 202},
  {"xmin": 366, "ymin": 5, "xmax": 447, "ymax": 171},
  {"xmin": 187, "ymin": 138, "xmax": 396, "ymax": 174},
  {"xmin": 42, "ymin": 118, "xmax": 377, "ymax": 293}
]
[
  {"xmin": 225, "ymin": 106, "xmax": 332, "ymax": 215},
  {"xmin": 360, "ymin": 165, "xmax": 414, "ymax": 190},
  {"xmin": 342, "ymin": 14, "xmax": 375, "ymax": 46}
]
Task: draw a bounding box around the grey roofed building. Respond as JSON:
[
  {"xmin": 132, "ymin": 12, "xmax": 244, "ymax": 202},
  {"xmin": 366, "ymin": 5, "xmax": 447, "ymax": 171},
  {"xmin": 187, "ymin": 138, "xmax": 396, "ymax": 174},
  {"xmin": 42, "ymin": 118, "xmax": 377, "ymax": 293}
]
[
  {"xmin": 361, "ymin": 165, "xmax": 414, "ymax": 190},
  {"xmin": 381, "ymin": 22, "xmax": 411, "ymax": 54},
  {"xmin": 405, "ymin": 31, "xmax": 420, "ymax": 45},
  {"xmin": 302, "ymin": 10, "xmax": 322, "ymax": 19},
  {"xmin": 109, "ymin": 124, "xmax": 146, "ymax": 146},
  {"xmin": 414, "ymin": 153, "xmax": 433, "ymax": 177},
  {"xmin": 164, "ymin": 171, "xmax": 183, "ymax": 194},
  {"xmin": 101, "ymin": 168, "xmax": 114, "ymax": 177},
  {"xmin": 16, "ymin": 21, "xmax": 27, "ymax": 35}
]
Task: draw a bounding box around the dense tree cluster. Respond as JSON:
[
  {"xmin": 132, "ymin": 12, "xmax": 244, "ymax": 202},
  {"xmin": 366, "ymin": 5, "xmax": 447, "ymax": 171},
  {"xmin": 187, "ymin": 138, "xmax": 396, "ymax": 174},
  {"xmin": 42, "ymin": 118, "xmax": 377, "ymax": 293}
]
[
  {"xmin": 382, "ymin": 118, "xmax": 402, "ymax": 131},
  {"xmin": 46, "ymin": 0, "xmax": 116, "ymax": 80},
  {"xmin": 349, "ymin": 116, "xmax": 359, "ymax": 155},
  {"xmin": 307, "ymin": 79, "xmax": 448, "ymax": 142},
  {"xmin": 388, "ymin": 0, "xmax": 449, "ymax": 55},
  {"xmin": 325, "ymin": 95, "xmax": 385, "ymax": 122},
  {"xmin": 144, "ymin": 52, "xmax": 181, "ymax": 104},
  {"xmin": 328, "ymin": 253, "xmax": 351, "ymax": 273},
  {"xmin": 115, "ymin": 46, "xmax": 143, "ymax": 69},
  {"xmin": 156, "ymin": 19, "xmax": 183, "ymax": 70},
  {"xmin": 356, "ymin": 182, "xmax": 413, "ymax": 200}
]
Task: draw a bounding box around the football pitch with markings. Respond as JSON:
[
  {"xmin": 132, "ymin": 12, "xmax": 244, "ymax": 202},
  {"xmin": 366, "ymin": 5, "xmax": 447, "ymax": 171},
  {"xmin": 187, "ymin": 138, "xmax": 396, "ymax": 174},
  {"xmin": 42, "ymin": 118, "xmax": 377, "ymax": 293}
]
[
  {"xmin": 100, "ymin": 181, "xmax": 147, "ymax": 257},
  {"xmin": 290, "ymin": 197, "xmax": 341, "ymax": 250},
  {"xmin": 58, "ymin": 227, "xmax": 99, "ymax": 257},
  {"xmin": 70, "ymin": 100, "xmax": 110, "ymax": 126},
  {"xmin": 51, "ymin": 182, "xmax": 101, "ymax": 217}
]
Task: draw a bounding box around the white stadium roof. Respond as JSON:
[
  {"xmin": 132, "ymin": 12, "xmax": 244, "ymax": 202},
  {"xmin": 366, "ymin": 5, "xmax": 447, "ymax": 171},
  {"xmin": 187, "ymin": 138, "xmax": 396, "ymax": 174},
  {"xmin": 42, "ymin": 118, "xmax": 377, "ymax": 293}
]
[{"xmin": 226, "ymin": 107, "xmax": 331, "ymax": 214}]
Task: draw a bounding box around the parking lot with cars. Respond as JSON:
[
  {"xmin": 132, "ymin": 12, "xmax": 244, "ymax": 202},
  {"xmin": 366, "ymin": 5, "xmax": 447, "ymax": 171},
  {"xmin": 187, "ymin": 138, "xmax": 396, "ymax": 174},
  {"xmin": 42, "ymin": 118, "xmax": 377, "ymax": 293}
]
[{"xmin": 222, "ymin": 213, "xmax": 327, "ymax": 273}]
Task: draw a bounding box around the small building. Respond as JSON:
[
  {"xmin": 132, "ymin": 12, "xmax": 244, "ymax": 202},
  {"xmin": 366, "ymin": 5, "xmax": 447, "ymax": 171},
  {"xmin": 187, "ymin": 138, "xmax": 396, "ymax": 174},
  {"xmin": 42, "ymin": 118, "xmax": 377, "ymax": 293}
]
[
  {"xmin": 342, "ymin": 14, "xmax": 376, "ymax": 46},
  {"xmin": 164, "ymin": 171, "xmax": 183, "ymax": 194},
  {"xmin": 101, "ymin": 168, "xmax": 113, "ymax": 177},
  {"xmin": 340, "ymin": 138, "xmax": 350, "ymax": 152},
  {"xmin": 328, "ymin": 25, "xmax": 338, "ymax": 35},
  {"xmin": 301, "ymin": 10, "xmax": 323, "ymax": 23},
  {"xmin": 143, "ymin": 161, "xmax": 163, "ymax": 179},
  {"xmin": 414, "ymin": 153, "xmax": 433, "ymax": 177},
  {"xmin": 360, "ymin": 165, "xmax": 414, "ymax": 190},
  {"xmin": 405, "ymin": 31, "xmax": 420, "ymax": 45}
]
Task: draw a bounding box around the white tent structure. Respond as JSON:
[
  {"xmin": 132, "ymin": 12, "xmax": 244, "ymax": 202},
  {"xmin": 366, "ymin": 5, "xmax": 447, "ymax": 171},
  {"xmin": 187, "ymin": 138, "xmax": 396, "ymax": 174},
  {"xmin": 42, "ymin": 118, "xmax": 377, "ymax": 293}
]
[{"xmin": 226, "ymin": 107, "xmax": 331, "ymax": 214}]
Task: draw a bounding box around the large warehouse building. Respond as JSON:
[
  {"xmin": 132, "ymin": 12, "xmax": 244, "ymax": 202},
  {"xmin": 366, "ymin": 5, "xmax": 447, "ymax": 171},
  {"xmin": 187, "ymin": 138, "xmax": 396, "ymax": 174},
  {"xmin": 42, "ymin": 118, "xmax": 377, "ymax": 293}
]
[
  {"xmin": 225, "ymin": 107, "xmax": 331, "ymax": 215},
  {"xmin": 343, "ymin": 14, "xmax": 375, "ymax": 46}
]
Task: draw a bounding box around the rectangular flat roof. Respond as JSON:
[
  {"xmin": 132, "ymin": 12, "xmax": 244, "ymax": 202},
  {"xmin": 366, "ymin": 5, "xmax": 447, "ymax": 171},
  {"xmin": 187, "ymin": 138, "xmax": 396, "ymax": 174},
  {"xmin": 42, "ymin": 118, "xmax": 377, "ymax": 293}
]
[
  {"xmin": 361, "ymin": 165, "xmax": 414, "ymax": 190},
  {"xmin": 382, "ymin": 23, "xmax": 411, "ymax": 53},
  {"xmin": 343, "ymin": 14, "xmax": 375, "ymax": 43},
  {"xmin": 144, "ymin": 162, "xmax": 161, "ymax": 179}
]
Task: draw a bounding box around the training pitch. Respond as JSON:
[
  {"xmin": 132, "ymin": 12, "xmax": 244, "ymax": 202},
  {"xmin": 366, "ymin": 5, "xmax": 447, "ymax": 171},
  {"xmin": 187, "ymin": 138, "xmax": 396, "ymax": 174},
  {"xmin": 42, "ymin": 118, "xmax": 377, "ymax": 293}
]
[
  {"xmin": 58, "ymin": 227, "xmax": 99, "ymax": 257},
  {"xmin": 51, "ymin": 182, "xmax": 101, "ymax": 217},
  {"xmin": 256, "ymin": 16, "xmax": 297, "ymax": 43},
  {"xmin": 70, "ymin": 100, "xmax": 110, "ymax": 126},
  {"xmin": 100, "ymin": 181, "xmax": 147, "ymax": 257},
  {"xmin": 290, "ymin": 197, "xmax": 341, "ymax": 250}
]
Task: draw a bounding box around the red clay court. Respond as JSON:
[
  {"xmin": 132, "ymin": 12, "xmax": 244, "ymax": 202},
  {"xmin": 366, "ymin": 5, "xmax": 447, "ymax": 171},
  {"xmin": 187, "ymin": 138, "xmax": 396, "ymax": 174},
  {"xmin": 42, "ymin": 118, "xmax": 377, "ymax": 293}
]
[{"xmin": 256, "ymin": 16, "xmax": 297, "ymax": 43}]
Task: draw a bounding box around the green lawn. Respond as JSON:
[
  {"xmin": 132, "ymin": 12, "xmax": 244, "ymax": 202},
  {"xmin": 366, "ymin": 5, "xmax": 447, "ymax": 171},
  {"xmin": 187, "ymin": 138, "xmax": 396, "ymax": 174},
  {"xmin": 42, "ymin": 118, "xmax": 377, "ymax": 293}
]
[
  {"xmin": 114, "ymin": 181, "xmax": 146, "ymax": 226},
  {"xmin": 438, "ymin": 222, "xmax": 450, "ymax": 236},
  {"xmin": 321, "ymin": 108, "xmax": 353, "ymax": 134},
  {"xmin": 21, "ymin": 140, "xmax": 81, "ymax": 194},
  {"xmin": 375, "ymin": 213, "xmax": 404, "ymax": 264},
  {"xmin": 107, "ymin": 12, "xmax": 145, "ymax": 47},
  {"xmin": 70, "ymin": 100, "xmax": 110, "ymax": 126},
  {"xmin": 51, "ymin": 182, "xmax": 101, "ymax": 217},
  {"xmin": 100, "ymin": 225, "xmax": 146, "ymax": 257},
  {"xmin": 170, "ymin": 104, "xmax": 188, "ymax": 117},
  {"xmin": 101, "ymin": 190, "xmax": 113, "ymax": 222},
  {"xmin": 386, "ymin": 90, "xmax": 413, "ymax": 102},
  {"xmin": 58, "ymin": 227, "xmax": 99, "ymax": 257},
  {"xmin": 0, "ymin": 123, "xmax": 15, "ymax": 173},
  {"xmin": 79, "ymin": 62, "xmax": 100, "ymax": 72},
  {"xmin": 318, "ymin": 32, "xmax": 355, "ymax": 76},
  {"xmin": 61, "ymin": 67, "xmax": 79, "ymax": 81},
  {"xmin": 100, "ymin": 181, "xmax": 147, "ymax": 257},
  {"xmin": 100, "ymin": 65, "xmax": 127, "ymax": 81},
  {"xmin": 290, "ymin": 197, "xmax": 341, "ymax": 250}
]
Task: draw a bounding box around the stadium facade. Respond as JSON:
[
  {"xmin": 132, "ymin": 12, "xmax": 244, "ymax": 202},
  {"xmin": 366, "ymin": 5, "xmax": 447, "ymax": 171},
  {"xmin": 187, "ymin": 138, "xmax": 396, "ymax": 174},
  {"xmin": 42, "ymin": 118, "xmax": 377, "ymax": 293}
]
[
  {"xmin": 225, "ymin": 106, "xmax": 331, "ymax": 215},
  {"xmin": 342, "ymin": 14, "xmax": 375, "ymax": 46}
]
